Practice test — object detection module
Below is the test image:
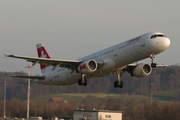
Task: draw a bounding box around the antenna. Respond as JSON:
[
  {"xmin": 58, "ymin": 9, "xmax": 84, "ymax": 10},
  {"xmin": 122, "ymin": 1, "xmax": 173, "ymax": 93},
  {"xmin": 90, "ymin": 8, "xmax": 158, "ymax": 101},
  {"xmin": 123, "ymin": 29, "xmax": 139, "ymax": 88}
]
[
  {"xmin": 4, "ymin": 77, "xmax": 6, "ymax": 118},
  {"xmin": 25, "ymin": 65, "xmax": 33, "ymax": 119}
]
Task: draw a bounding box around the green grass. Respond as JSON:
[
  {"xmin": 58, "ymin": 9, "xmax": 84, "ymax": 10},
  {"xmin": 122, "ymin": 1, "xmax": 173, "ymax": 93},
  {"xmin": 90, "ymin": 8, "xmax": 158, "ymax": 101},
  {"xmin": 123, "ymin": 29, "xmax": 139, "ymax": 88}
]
[
  {"xmin": 35, "ymin": 90, "xmax": 179, "ymax": 102},
  {"xmin": 36, "ymin": 93, "xmax": 122, "ymax": 102},
  {"xmin": 143, "ymin": 89, "xmax": 178, "ymax": 101}
]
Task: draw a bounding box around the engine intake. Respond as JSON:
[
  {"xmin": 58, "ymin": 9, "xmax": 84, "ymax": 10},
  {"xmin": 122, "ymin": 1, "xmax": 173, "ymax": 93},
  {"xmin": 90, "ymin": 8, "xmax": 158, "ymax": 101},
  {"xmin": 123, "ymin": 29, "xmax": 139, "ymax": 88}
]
[
  {"xmin": 78, "ymin": 60, "xmax": 97, "ymax": 74},
  {"xmin": 132, "ymin": 64, "xmax": 152, "ymax": 77}
]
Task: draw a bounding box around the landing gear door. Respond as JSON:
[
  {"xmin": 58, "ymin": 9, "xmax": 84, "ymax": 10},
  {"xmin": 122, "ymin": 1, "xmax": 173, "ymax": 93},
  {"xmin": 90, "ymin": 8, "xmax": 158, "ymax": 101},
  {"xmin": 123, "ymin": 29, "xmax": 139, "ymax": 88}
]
[{"xmin": 141, "ymin": 36, "xmax": 145, "ymax": 47}]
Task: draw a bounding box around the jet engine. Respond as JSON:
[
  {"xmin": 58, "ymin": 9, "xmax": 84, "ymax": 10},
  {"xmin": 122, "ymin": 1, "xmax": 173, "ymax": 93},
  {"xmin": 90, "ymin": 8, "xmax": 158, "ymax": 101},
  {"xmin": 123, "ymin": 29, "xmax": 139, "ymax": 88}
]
[
  {"xmin": 132, "ymin": 64, "xmax": 152, "ymax": 77},
  {"xmin": 77, "ymin": 60, "xmax": 97, "ymax": 74}
]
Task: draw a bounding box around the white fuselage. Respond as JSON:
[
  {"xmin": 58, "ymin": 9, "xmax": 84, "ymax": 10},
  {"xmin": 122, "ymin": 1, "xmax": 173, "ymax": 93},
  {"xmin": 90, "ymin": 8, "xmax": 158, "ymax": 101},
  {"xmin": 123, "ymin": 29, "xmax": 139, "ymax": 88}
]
[{"xmin": 37, "ymin": 32, "xmax": 170, "ymax": 85}]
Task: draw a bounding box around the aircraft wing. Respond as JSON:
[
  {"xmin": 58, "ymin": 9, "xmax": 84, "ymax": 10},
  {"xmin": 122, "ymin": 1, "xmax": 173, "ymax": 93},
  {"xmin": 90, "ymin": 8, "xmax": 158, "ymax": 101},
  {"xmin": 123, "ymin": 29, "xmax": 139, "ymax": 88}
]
[
  {"xmin": 127, "ymin": 63, "xmax": 168, "ymax": 68},
  {"xmin": 155, "ymin": 64, "xmax": 168, "ymax": 67},
  {"xmin": 6, "ymin": 54, "xmax": 105, "ymax": 70},
  {"xmin": 6, "ymin": 54, "xmax": 81, "ymax": 70},
  {"xmin": 124, "ymin": 63, "xmax": 168, "ymax": 74},
  {"xmin": 11, "ymin": 75, "xmax": 45, "ymax": 80}
]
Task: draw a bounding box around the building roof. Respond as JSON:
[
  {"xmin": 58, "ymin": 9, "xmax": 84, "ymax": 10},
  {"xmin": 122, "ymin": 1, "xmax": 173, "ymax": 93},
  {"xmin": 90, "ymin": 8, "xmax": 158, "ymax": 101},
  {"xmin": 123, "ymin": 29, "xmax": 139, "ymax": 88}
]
[
  {"xmin": 74, "ymin": 109, "xmax": 123, "ymax": 113},
  {"xmin": 49, "ymin": 97, "xmax": 63, "ymax": 103}
]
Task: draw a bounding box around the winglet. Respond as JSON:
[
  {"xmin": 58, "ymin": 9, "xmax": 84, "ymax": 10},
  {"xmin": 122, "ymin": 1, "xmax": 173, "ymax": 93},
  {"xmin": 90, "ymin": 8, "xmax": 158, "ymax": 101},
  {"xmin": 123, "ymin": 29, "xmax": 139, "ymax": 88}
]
[
  {"xmin": 4, "ymin": 54, "xmax": 7, "ymax": 59},
  {"xmin": 4, "ymin": 54, "xmax": 15, "ymax": 58}
]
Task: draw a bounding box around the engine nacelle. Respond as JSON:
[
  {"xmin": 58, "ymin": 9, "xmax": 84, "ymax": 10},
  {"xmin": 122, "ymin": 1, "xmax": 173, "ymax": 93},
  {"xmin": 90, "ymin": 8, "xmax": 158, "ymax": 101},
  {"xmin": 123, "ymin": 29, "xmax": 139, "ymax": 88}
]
[
  {"xmin": 77, "ymin": 60, "xmax": 97, "ymax": 74},
  {"xmin": 132, "ymin": 64, "xmax": 152, "ymax": 77}
]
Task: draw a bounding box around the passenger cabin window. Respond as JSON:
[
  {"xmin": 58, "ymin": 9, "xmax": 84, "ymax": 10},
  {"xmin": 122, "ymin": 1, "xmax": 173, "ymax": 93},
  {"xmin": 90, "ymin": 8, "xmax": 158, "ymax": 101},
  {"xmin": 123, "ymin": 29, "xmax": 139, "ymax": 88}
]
[{"xmin": 150, "ymin": 34, "xmax": 166, "ymax": 39}]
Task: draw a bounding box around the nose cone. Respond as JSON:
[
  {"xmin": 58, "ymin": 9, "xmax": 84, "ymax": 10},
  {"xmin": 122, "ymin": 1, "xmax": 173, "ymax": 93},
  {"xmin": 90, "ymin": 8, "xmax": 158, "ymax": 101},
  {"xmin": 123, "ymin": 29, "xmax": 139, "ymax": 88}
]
[
  {"xmin": 158, "ymin": 37, "xmax": 171, "ymax": 52},
  {"xmin": 163, "ymin": 38, "xmax": 171, "ymax": 48},
  {"xmin": 147, "ymin": 36, "xmax": 171, "ymax": 54}
]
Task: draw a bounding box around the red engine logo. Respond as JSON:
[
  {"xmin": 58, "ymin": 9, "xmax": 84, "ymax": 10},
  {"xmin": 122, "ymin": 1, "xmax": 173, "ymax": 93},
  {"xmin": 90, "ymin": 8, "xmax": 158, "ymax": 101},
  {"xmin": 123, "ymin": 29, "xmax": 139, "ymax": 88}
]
[{"xmin": 80, "ymin": 64, "xmax": 86, "ymax": 70}]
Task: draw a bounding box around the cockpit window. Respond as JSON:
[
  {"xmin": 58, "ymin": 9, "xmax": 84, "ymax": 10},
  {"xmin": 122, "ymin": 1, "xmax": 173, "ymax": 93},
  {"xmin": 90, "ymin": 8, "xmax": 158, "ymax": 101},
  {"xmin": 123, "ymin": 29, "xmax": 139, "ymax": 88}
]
[{"xmin": 150, "ymin": 34, "xmax": 166, "ymax": 39}]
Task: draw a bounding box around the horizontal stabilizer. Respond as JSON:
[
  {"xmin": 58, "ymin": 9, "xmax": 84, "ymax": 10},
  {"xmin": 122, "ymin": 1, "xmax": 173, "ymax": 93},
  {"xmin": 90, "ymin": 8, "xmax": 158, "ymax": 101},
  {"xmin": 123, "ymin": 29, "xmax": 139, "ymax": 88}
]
[{"xmin": 11, "ymin": 75, "xmax": 45, "ymax": 80}]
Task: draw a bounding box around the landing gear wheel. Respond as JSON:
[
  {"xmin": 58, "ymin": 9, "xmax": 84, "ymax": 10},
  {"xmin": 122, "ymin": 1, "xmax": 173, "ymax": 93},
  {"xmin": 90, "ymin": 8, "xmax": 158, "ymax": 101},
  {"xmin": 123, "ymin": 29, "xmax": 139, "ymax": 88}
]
[
  {"xmin": 78, "ymin": 79, "xmax": 87, "ymax": 86},
  {"xmin": 151, "ymin": 63, "xmax": 157, "ymax": 68},
  {"xmin": 114, "ymin": 81, "xmax": 119, "ymax": 88},
  {"xmin": 78, "ymin": 79, "xmax": 83, "ymax": 86},
  {"xmin": 114, "ymin": 81, "xmax": 124, "ymax": 88},
  {"xmin": 83, "ymin": 79, "xmax": 87, "ymax": 86},
  {"xmin": 119, "ymin": 81, "xmax": 123, "ymax": 88}
]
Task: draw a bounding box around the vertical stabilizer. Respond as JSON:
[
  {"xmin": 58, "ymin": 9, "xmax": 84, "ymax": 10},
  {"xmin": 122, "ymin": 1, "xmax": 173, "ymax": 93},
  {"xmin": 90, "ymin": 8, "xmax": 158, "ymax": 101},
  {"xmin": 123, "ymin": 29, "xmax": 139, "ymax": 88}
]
[{"xmin": 36, "ymin": 43, "xmax": 51, "ymax": 74}]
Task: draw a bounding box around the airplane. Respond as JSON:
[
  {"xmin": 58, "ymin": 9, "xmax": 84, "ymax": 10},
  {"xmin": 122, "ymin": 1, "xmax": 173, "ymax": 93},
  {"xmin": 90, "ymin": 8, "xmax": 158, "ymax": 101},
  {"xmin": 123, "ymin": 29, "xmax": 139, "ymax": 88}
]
[{"xmin": 6, "ymin": 32, "xmax": 171, "ymax": 88}]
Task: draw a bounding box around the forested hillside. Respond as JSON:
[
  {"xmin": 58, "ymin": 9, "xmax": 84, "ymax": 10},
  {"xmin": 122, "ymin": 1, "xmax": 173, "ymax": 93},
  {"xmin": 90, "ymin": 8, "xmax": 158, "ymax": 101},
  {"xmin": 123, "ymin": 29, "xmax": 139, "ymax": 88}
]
[{"xmin": 0, "ymin": 66, "xmax": 180, "ymax": 100}]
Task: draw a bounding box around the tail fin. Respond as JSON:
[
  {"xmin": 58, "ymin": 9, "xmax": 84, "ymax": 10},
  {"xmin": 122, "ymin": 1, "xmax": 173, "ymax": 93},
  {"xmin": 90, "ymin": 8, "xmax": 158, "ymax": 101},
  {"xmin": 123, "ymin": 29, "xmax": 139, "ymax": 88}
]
[{"xmin": 36, "ymin": 43, "xmax": 51, "ymax": 74}]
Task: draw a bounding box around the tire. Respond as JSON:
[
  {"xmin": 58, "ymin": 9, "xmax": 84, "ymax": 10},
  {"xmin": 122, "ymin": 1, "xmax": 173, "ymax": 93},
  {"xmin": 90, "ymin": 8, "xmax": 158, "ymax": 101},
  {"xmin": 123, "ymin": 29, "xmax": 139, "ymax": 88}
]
[
  {"xmin": 78, "ymin": 79, "xmax": 83, "ymax": 86},
  {"xmin": 119, "ymin": 81, "xmax": 123, "ymax": 88},
  {"xmin": 114, "ymin": 81, "xmax": 119, "ymax": 88},
  {"xmin": 151, "ymin": 63, "xmax": 156, "ymax": 68},
  {"xmin": 83, "ymin": 79, "xmax": 87, "ymax": 86}
]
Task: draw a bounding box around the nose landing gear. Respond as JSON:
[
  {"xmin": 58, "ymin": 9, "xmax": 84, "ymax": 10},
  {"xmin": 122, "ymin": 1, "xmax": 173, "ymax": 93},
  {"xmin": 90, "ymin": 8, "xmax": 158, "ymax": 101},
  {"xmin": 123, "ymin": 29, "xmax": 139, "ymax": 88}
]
[{"xmin": 150, "ymin": 54, "xmax": 156, "ymax": 68}]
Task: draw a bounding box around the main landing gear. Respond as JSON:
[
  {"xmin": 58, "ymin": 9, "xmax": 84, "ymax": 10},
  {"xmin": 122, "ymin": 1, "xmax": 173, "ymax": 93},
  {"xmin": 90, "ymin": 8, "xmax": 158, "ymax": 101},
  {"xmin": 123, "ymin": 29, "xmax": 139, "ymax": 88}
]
[
  {"xmin": 114, "ymin": 71, "xmax": 124, "ymax": 88},
  {"xmin": 150, "ymin": 54, "xmax": 157, "ymax": 68},
  {"xmin": 78, "ymin": 74, "xmax": 87, "ymax": 86}
]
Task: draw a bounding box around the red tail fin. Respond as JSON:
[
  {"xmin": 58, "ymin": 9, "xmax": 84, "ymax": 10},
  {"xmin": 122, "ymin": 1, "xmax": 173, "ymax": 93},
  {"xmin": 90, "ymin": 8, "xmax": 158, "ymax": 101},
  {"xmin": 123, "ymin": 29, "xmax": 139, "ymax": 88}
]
[{"xmin": 36, "ymin": 43, "xmax": 51, "ymax": 73}]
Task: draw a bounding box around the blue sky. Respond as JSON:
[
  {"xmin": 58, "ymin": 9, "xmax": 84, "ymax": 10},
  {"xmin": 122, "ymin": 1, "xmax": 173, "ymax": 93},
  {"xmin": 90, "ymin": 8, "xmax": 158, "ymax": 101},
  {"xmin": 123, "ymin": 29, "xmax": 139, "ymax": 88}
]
[{"xmin": 0, "ymin": 1, "xmax": 179, "ymax": 74}]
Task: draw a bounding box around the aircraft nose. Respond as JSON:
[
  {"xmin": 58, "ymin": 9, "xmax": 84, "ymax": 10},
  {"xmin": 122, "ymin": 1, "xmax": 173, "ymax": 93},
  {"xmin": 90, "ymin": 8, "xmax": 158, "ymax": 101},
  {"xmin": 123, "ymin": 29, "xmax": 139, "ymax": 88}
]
[{"xmin": 163, "ymin": 38, "xmax": 171, "ymax": 48}]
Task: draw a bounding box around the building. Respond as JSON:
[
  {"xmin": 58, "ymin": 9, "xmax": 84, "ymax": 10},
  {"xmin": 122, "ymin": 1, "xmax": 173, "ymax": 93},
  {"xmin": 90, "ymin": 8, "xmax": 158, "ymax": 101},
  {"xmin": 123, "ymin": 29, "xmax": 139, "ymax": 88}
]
[
  {"xmin": 74, "ymin": 110, "xmax": 122, "ymax": 120},
  {"xmin": 29, "ymin": 116, "xmax": 43, "ymax": 120},
  {"xmin": 48, "ymin": 97, "xmax": 63, "ymax": 103}
]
